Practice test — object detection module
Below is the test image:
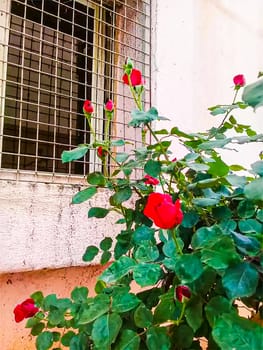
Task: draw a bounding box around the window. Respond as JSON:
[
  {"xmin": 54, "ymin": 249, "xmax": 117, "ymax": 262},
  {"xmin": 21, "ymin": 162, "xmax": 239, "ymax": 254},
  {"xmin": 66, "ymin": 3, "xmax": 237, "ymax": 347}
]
[{"xmin": 0, "ymin": 0, "xmax": 151, "ymax": 182}]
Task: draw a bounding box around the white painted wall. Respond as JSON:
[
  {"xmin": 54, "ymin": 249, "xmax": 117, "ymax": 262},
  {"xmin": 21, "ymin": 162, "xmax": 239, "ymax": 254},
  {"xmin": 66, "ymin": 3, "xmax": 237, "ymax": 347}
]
[
  {"xmin": 0, "ymin": 181, "xmax": 122, "ymax": 272},
  {"xmin": 153, "ymin": 0, "xmax": 263, "ymax": 165}
]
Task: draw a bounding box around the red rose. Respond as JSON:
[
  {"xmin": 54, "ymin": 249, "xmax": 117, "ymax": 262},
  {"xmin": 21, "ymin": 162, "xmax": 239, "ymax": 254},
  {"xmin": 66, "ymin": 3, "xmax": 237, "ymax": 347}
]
[
  {"xmin": 105, "ymin": 99, "xmax": 114, "ymax": 112},
  {"xmin": 97, "ymin": 146, "xmax": 107, "ymax": 159},
  {"xmin": 83, "ymin": 100, "xmax": 94, "ymax": 114},
  {"xmin": 233, "ymin": 74, "xmax": 245, "ymax": 87},
  {"xmin": 144, "ymin": 175, "xmax": 159, "ymax": 185},
  {"xmin": 122, "ymin": 68, "xmax": 144, "ymax": 86},
  {"xmin": 143, "ymin": 193, "xmax": 183, "ymax": 229},
  {"xmin": 14, "ymin": 298, "xmax": 39, "ymax": 323},
  {"xmin": 176, "ymin": 285, "xmax": 191, "ymax": 303}
]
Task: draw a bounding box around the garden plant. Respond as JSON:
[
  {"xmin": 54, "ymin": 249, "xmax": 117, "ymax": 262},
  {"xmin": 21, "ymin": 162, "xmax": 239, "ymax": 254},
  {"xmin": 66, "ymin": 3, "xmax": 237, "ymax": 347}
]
[{"xmin": 14, "ymin": 60, "xmax": 263, "ymax": 350}]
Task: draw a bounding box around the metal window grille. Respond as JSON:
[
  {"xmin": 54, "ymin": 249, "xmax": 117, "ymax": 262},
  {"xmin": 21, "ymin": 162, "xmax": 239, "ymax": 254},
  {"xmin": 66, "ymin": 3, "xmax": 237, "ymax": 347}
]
[{"xmin": 0, "ymin": 0, "xmax": 151, "ymax": 183}]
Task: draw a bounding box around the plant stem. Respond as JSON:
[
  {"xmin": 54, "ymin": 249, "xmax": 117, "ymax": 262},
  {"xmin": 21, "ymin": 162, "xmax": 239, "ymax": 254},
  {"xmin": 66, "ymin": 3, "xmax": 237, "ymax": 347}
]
[
  {"xmin": 175, "ymin": 302, "xmax": 186, "ymax": 326},
  {"xmin": 217, "ymin": 88, "xmax": 239, "ymax": 130},
  {"xmin": 171, "ymin": 228, "xmax": 183, "ymax": 255},
  {"xmin": 146, "ymin": 123, "xmax": 170, "ymax": 162}
]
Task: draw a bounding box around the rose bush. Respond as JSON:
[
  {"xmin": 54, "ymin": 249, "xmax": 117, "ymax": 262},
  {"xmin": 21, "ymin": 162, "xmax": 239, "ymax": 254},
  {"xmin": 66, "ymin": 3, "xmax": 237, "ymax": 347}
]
[{"xmin": 15, "ymin": 60, "xmax": 263, "ymax": 350}]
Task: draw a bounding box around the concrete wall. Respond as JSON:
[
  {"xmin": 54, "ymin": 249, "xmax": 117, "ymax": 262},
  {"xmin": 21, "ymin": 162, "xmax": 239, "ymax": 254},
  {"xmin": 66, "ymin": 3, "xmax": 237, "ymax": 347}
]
[
  {"xmin": 0, "ymin": 180, "xmax": 121, "ymax": 272},
  {"xmin": 153, "ymin": 0, "xmax": 263, "ymax": 165}
]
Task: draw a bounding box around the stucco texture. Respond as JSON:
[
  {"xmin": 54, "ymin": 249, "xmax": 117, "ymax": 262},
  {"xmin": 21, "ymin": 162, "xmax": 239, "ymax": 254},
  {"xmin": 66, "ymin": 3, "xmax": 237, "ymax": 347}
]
[{"xmin": 0, "ymin": 265, "xmax": 106, "ymax": 350}]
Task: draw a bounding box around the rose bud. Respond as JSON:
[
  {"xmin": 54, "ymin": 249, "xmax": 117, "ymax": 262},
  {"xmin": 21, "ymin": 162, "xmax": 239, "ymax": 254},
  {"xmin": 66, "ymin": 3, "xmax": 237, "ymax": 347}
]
[
  {"xmin": 143, "ymin": 192, "xmax": 183, "ymax": 229},
  {"xmin": 105, "ymin": 99, "xmax": 114, "ymax": 112},
  {"xmin": 233, "ymin": 74, "xmax": 246, "ymax": 87},
  {"xmin": 83, "ymin": 100, "xmax": 94, "ymax": 114},
  {"xmin": 144, "ymin": 175, "xmax": 159, "ymax": 185},
  {"xmin": 13, "ymin": 298, "xmax": 39, "ymax": 323},
  {"xmin": 97, "ymin": 146, "xmax": 107, "ymax": 159},
  {"xmin": 176, "ymin": 285, "xmax": 191, "ymax": 303},
  {"xmin": 122, "ymin": 68, "xmax": 144, "ymax": 86}
]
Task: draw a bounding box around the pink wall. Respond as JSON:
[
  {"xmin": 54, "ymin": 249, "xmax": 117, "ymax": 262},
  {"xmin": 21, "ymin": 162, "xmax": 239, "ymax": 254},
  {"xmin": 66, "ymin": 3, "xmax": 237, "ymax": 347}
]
[{"xmin": 0, "ymin": 265, "xmax": 106, "ymax": 350}]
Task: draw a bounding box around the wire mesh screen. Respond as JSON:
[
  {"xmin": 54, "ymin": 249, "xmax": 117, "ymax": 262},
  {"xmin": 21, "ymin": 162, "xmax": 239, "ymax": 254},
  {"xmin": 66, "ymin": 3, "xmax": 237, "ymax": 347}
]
[{"xmin": 0, "ymin": 0, "xmax": 151, "ymax": 183}]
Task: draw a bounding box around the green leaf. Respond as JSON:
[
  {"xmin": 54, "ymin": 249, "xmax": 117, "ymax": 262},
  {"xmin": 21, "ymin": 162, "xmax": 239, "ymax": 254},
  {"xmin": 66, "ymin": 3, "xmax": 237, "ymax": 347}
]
[
  {"xmin": 209, "ymin": 106, "xmax": 229, "ymax": 116},
  {"xmin": 185, "ymin": 297, "xmax": 203, "ymax": 332},
  {"xmin": 71, "ymin": 287, "xmax": 88, "ymax": 304},
  {"xmin": 91, "ymin": 313, "xmax": 122, "ymax": 349},
  {"xmin": 78, "ymin": 294, "xmax": 110, "ymax": 324},
  {"xmin": 100, "ymin": 256, "xmax": 135, "ymax": 283},
  {"xmin": 134, "ymin": 241, "xmax": 159, "ymax": 262},
  {"xmin": 144, "ymin": 159, "xmax": 162, "ymax": 177},
  {"xmin": 237, "ymin": 199, "xmax": 256, "ymax": 218},
  {"xmin": 31, "ymin": 322, "xmax": 45, "ymax": 336},
  {"xmin": 69, "ymin": 334, "xmax": 89, "ymax": 350},
  {"xmin": 36, "ymin": 331, "xmax": 53, "ymax": 350},
  {"xmin": 111, "ymin": 139, "xmax": 125, "ymax": 146},
  {"xmin": 198, "ymin": 139, "xmax": 231, "ymax": 150},
  {"xmin": 242, "ymin": 78, "xmax": 263, "ymax": 109},
  {"xmin": 212, "ymin": 206, "xmax": 232, "ymax": 220},
  {"xmin": 188, "ymin": 162, "xmax": 209, "ymax": 172},
  {"xmin": 163, "ymin": 237, "xmax": 184, "ymax": 257},
  {"xmin": 244, "ymin": 178, "xmax": 263, "ymax": 201},
  {"xmin": 111, "ymin": 187, "xmax": 132, "ymax": 205},
  {"xmin": 153, "ymin": 289, "xmax": 180, "ymax": 323},
  {"xmin": 86, "ymin": 172, "xmax": 106, "ymax": 186},
  {"xmin": 129, "ymin": 107, "xmax": 159, "ymax": 127},
  {"xmin": 112, "ymin": 293, "xmax": 140, "ymax": 313},
  {"xmin": 251, "ymin": 160, "xmax": 263, "ymax": 176},
  {"xmin": 61, "ymin": 145, "xmax": 89, "ymax": 163},
  {"xmin": 61, "ymin": 331, "xmax": 76, "ymax": 347},
  {"xmin": 100, "ymin": 251, "xmax": 111, "ymax": 265},
  {"xmin": 208, "ymin": 157, "xmax": 229, "ymax": 177},
  {"xmin": 133, "ymin": 263, "xmax": 162, "ymax": 287},
  {"xmin": 256, "ymin": 209, "xmax": 263, "ymax": 222},
  {"xmin": 114, "ymin": 329, "xmax": 140, "ymax": 350},
  {"xmin": 226, "ymin": 174, "xmax": 247, "ymax": 187},
  {"xmin": 30, "ymin": 291, "xmax": 44, "ymax": 306},
  {"xmin": 191, "ymin": 225, "xmax": 223, "ymax": 249},
  {"xmin": 231, "ymin": 231, "xmax": 260, "ymax": 256},
  {"xmin": 212, "ymin": 312, "xmax": 263, "ymax": 350},
  {"xmin": 222, "ymin": 262, "xmax": 259, "ymax": 300},
  {"xmin": 192, "ymin": 197, "xmax": 220, "ymax": 207},
  {"xmin": 133, "ymin": 226, "xmax": 155, "ymax": 244},
  {"xmin": 82, "ymin": 246, "xmax": 99, "ymax": 262},
  {"xmin": 205, "ymin": 296, "xmax": 233, "ymax": 327},
  {"xmin": 48, "ymin": 309, "xmax": 66, "ymax": 326},
  {"xmin": 116, "ymin": 152, "xmax": 129, "ymax": 163},
  {"xmin": 72, "ymin": 187, "xmax": 97, "ymax": 204},
  {"xmin": 174, "ymin": 254, "xmax": 203, "ymax": 283},
  {"xmin": 181, "ymin": 211, "xmax": 199, "ymax": 228},
  {"xmin": 201, "ymin": 236, "xmax": 241, "ymax": 270},
  {"xmin": 229, "ymin": 164, "xmax": 246, "ymax": 171},
  {"xmin": 146, "ymin": 326, "xmax": 171, "ymax": 350},
  {"xmin": 88, "ymin": 207, "xmax": 109, "ymax": 218},
  {"xmin": 100, "ymin": 237, "xmax": 113, "ymax": 251},
  {"xmin": 172, "ymin": 324, "xmax": 194, "ymax": 349},
  {"xmin": 238, "ymin": 219, "xmax": 262, "ymax": 233},
  {"xmin": 134, "ymin": 304, "xmax": 153, "ymax": 328}
]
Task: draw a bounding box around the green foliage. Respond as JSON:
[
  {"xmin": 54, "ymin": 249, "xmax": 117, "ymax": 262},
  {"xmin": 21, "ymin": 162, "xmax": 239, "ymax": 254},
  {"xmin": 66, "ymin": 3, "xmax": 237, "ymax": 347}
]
[
  {"xmin": 21, "ymin": 65, "xmax": 263, "ymax": 350},
  {"xmin": 61, "ymin": 145, "xmax": 89, "ymax": 163}
]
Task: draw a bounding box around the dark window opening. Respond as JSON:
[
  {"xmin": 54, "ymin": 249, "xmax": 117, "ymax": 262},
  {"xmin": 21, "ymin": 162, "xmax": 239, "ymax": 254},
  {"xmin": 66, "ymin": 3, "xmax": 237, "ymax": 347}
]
[{"xmin": 2, "ymin": 0, "xmax": 96, "ymax": 174}]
